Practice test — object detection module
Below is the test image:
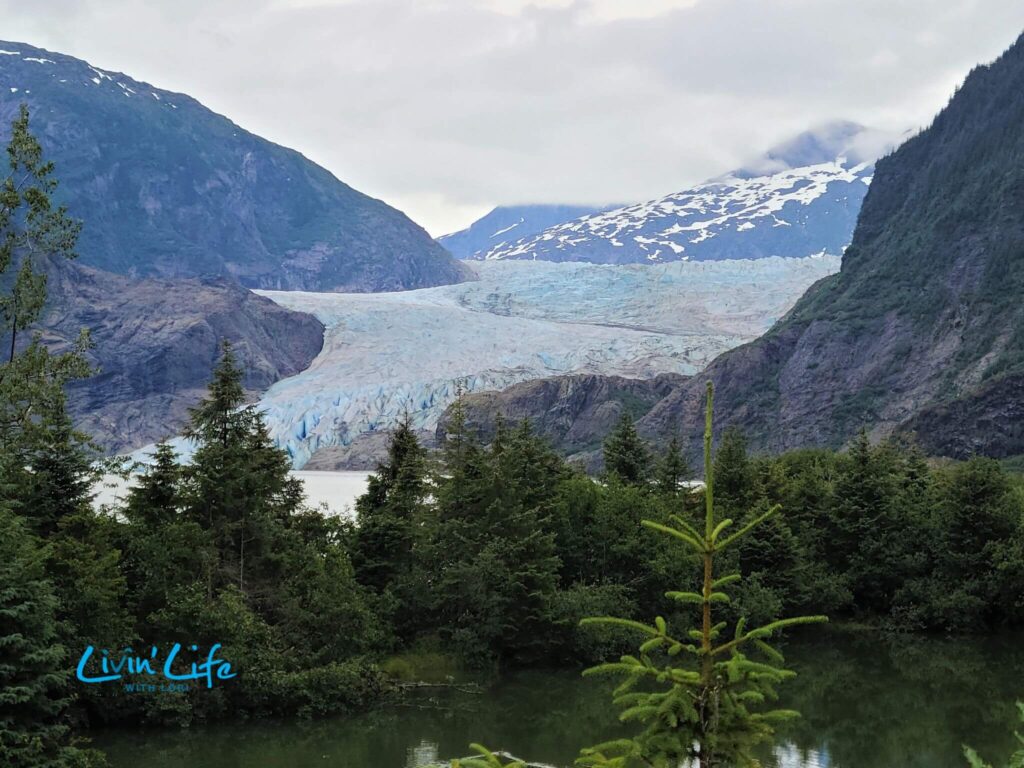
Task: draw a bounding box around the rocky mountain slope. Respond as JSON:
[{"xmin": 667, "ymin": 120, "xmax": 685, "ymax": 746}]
[
  {"xmin": 0, "ymin": 41, "xmax": 467, "ymax": 292},
  {"xmin": 436, "ymin": 372, "xmax": 686, "ymax": 468},
  {"xmin": 438, "ymin": 204, "xmax": 617, "ymax": 259},
  {"xmin": 38, "ymin": 258, "xmax": 324, "ymax": 453},
  {"xmin": 630, "ymin": 32, "xmax": 1024, "ymax": 461},
  {"xmin": 474, "ymin": 122, "xmax": 901, "ymax": 265}
]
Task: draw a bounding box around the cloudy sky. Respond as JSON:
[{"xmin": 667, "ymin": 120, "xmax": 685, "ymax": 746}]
[{"xmin": 3, "ymin": 0, "xmax": 1023, "ymax": 235}]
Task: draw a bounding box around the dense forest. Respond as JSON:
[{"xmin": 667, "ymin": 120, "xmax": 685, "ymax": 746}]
[{"xmin": 5, "ymin": 105, "xmax": 1024, "ymax": 767}]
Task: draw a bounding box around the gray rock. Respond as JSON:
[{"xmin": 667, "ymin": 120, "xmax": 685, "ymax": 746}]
[
  {"xmin": 436, "ymin": 372, "xmax": 686, "ymax": 466},
  {"xmin": 38, "ymin": 258, "xmax": 324, "ymax": 453},
  {"xmin": 304, "ymin": 429, "xmax": 438, "ymax": 471}
]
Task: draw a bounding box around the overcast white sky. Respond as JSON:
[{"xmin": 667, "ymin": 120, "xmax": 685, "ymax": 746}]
[{"xmin": 2, "ymin": 0, "xmax": 1023, "ymax": 235}]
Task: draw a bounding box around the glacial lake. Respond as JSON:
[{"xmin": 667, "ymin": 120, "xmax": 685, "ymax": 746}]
[
  {"xmin": 94, "ymin": 470, "xmax": 370, "ymax": 520},
  {"xmin": 94, "ymin": 629, "xmax": 1024, "ymax": 768}
]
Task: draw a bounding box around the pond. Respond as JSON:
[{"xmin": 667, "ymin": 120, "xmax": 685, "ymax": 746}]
[{"xmin": 95, "ymin": 629, "xmax": 1024, "ymax": 768}]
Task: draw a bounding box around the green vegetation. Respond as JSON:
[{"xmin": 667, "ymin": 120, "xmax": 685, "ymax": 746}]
[
  {"xmin": 0, "ymin": 110, "xmax": 385, "ymax": 762},
  {"xmin": 6, "ymin": 102, "xmax": 1024, "ymax": 767},
  {"xmin": 574, "ymin": 383, "xmax": 826, "ymax": 767},
  {"xmin": 0, "ymin": 104, "xmax": 103, "ymax": 768},
  {"xmin": 966, "ymin": 704, "xmax": 1024, "ymax": 768}
]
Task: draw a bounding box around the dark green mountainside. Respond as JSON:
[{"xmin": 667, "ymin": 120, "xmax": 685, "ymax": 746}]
[
  {"xmin": 0, "ymin": 41, "xmax": 467, "ymax": 291},
  {"xmin": 637, "ymin": 30, "xmax": 1024, "ymax": 460}
]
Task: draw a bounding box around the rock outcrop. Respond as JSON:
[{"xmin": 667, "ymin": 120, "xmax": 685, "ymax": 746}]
[{"xmin": 38, "ymin": 259, "xmax": 324, "ymax": 453}]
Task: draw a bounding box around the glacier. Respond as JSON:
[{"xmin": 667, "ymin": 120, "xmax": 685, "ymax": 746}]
[{"xmin": 247, "ymin": 257, "xmax": 839, "ymax": 468}]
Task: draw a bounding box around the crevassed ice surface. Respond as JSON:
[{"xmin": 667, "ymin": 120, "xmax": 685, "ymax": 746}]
[{"xmin": 254, "ymin": 257, "xmax": 839, "ymax": 468}]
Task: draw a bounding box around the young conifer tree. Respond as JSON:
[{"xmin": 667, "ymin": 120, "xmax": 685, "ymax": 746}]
[
  {"xmin": 656, "ymin": 435, "xmax": 690, "ymax": 497},
  {"xmin": 575, "ymin": 382, "xmax": 827, "ymax": 768},
  {"xmin": 353, "ymin": 411, "xmax": 429, "ymax": 592},
  {"xmin": 965, "ymin": 703, "xmax": 1024, "ymax": 768}
]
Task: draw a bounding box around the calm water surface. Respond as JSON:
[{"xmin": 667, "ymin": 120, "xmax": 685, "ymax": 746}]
[{"xmin": 96, "ymin": 630, "xmax": 1024, "ymax": 768}]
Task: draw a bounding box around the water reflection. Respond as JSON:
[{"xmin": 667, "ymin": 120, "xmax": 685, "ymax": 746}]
[
  {"xmin": 772, "ymin": 743, "xmax": 831, "ymax": 768},
  {"xmin": 95, "ymin": 630, "xmax": 1024, "ymax": 768},
  {"xmin": 408, "ymin": 740, "xmax": 441, "ymax": 767}
]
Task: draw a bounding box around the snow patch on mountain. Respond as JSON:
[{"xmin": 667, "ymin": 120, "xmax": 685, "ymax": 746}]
[
  {"xmin": 474, "ymin": 122, "xmax": 906, "ymax": 265},
  {"xmin": 439, "ymin": 204, "xmax": 619, "ymax": 259}
]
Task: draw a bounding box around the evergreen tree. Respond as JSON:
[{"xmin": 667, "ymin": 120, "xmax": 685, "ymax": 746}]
[
  {"xmin": 124, "ymin": 441, "xmax": 182, "ymax": 528},
  {"xmin": 655, "ymin": 435, "xmax": 690, "ymax": 497},
  {"xmin": 603, "ymin": 411, "xmax": 650, "ymax": 486},
  {"xmin": 121, "ymin": 443, "xmax": 208, "ymax": 629},
  {"xmin": 183, "ymin": 340, "xmax": 302, "ymax": 597},
  {"xmin": 827, "ymin": 431, "xmax": 916, "ymax": 611},
  {"xmin": 353, "ymin": 413, "xmax": 430, "ymax": 592},
  {"xmin": 430, "ymin": 419, "xmax": 564, "ymax": 664},
  {"xmin": 920, "ymin": 457, "xmax": 1021, "ymax": 629},
  {"xmin": 0, "ymin": 106, "xmax": 129, "ymax": 736},
  {"xmin": 578, "ymin": 382, "xmax": 826, "ymax": 768},
  {"xmin": 478, "ymin": 421, "xmax": 563, "ymax": 664},
  {"xmin": 19, "ymin": 404, "xmax": 95, "ymax": 539},
  {"xmin": 428, "ymin": 387, "xmax": 491, "ymax": 649},
  {"xmin": 0, "ymin": 104, "xmax": 82, "ymax": 364},
  {"xmin": 0, "ymin": 506, "xmax": 101, "ymax": 767},
  {"xmin": 437, "ymin": 381, "xmax": 487, "ymax": 521},
  {"xmin": 713, "ymin": 426, "xmax": 754, "ymax": 512},
  {"xmin": 0, "ymin": 104, "xmax": 91, "ymax": 519}
]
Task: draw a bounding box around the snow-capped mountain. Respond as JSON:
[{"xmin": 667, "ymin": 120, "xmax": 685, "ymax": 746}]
[
  {"xmin": 472, "ymin": 122, "xmax": 906, "ymax": 264},
  {"xmin": 438, "ymin": 204, "xmax": 617, "ymax": 259},
  {"xmin": 242, "ymin": 257, "xmax": 839, "ymax": 468}
]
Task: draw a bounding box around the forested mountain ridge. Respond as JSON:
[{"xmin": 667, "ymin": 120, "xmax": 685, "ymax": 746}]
[
  {"xmin": 636, "ymin": 31, "xmax": 1024, "ymax": 460},
  {"xmin": 0, "ymin": 41, "xmax": 468, "ymax": 291}
]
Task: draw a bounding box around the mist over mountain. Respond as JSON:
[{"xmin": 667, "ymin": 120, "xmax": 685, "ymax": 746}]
[{"xmin": 472, "ymin": 122, "xmax": 904, "ymax": 265}]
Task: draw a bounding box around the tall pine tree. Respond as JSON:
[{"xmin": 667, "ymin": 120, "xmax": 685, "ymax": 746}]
[
  {"xmin": 0, "ymin": 505, "xmax": 102, "ymax": 767},
  {"xmin": 603, "ymin": 411, "xmax": 650, "ymax": 486},
  {"xmin": 655, "ymin": 435, "xmax": 690, "ymax": 497},
  {"xmin": 183, "ymin": 340, "xmax": 302, "ymax": 598}
]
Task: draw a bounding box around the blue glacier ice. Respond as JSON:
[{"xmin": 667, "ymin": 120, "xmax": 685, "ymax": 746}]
[{"xmin": 249, "ymin": 257, "xmax": 839, "ymax": 468}]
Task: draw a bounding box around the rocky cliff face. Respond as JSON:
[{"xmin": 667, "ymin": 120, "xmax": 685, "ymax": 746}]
[
  {"xmin": 436, "ymin": 373, "xmax": 686, "ymax": 467},
  {"xmin": 38, "ymin": 259, "xmax": 324, "ymax": 453},
  {"xmin": 635, "ymin": 32, "xmax": 1024, "ymax": 461},
  {"xmin": 0, "ymin": 41, "xmax": 468, "ymax": 292}
]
